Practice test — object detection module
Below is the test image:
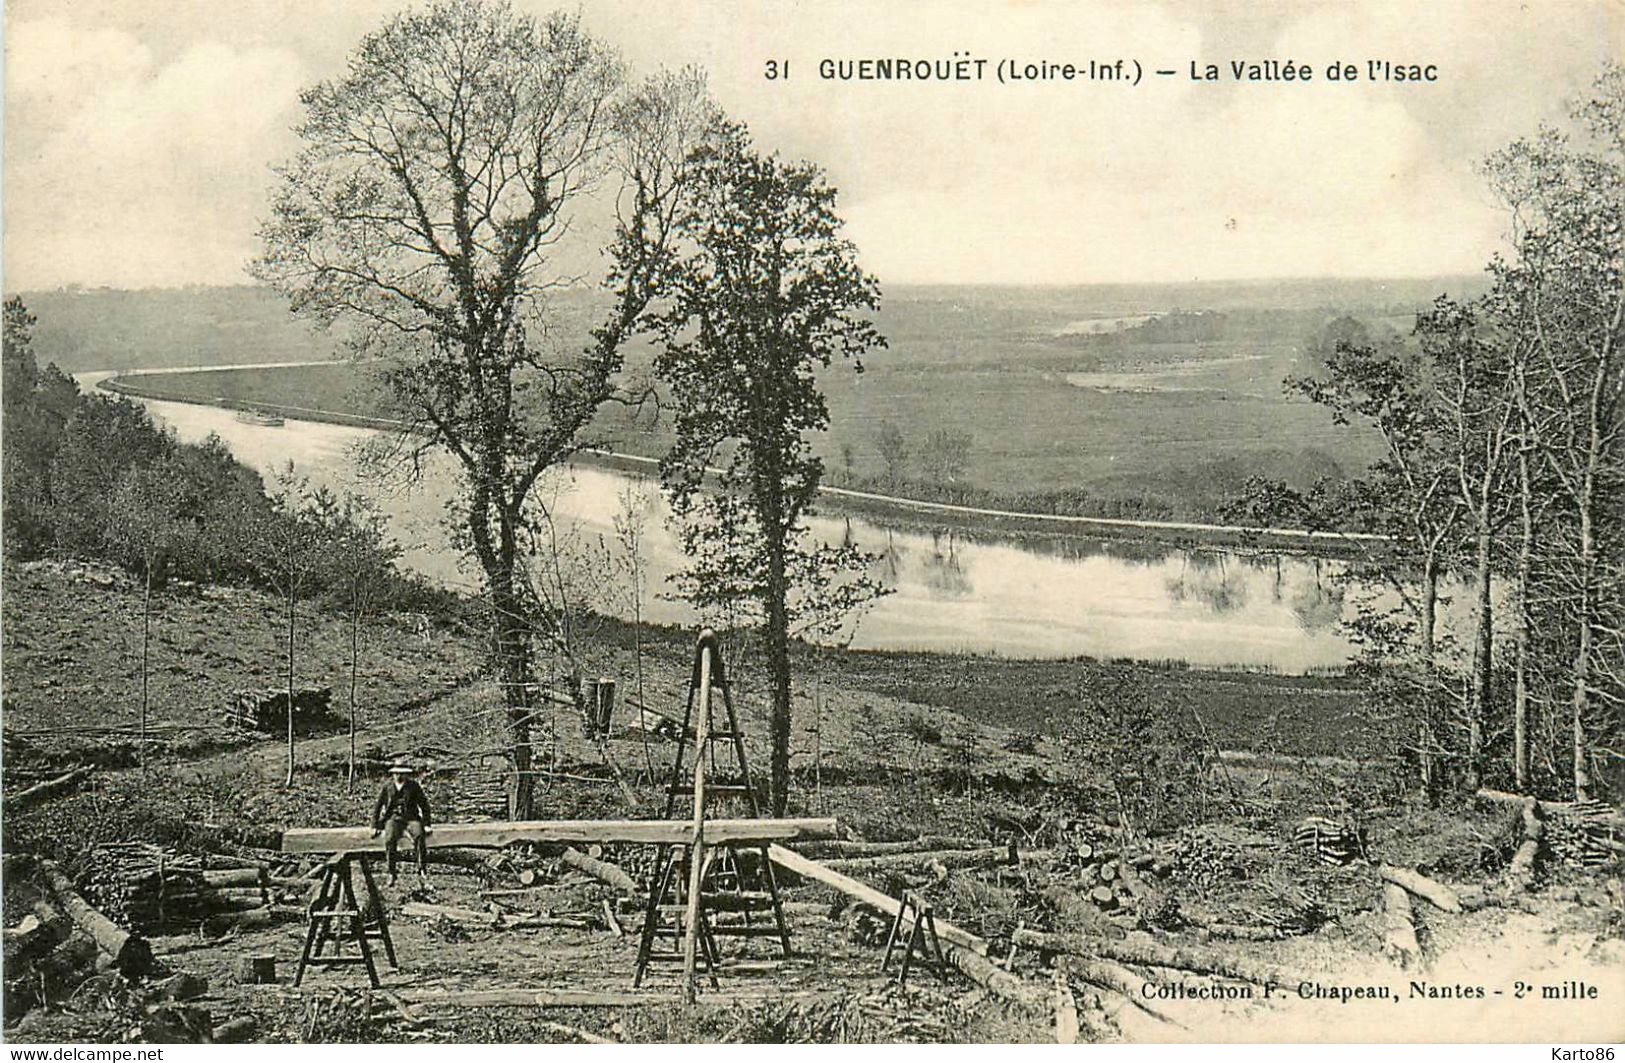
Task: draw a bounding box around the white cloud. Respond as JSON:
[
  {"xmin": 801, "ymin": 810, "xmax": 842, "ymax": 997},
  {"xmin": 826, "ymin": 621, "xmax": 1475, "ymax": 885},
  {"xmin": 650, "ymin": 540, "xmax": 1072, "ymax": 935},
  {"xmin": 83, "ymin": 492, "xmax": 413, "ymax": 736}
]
[
  {"xmin": 5, "ymin": 18, "xmax": 306, "ymax": 289},
  {"xmin": 2, "ymin": 0, "xmax": 1614, "ymax": 289}
]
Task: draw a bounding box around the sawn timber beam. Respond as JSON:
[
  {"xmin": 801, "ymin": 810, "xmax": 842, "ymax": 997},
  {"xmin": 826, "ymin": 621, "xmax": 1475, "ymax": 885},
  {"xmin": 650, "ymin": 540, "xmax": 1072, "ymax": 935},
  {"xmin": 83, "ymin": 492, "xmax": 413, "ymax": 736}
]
[{"xmin": 280, "ymin": 818, "xmax": 839, "ymax": 855}]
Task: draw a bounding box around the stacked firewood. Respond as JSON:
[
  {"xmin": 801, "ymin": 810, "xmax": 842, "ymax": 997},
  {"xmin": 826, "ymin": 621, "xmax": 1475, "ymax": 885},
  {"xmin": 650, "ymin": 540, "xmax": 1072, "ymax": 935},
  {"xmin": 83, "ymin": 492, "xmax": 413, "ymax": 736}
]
[
  {"xmin": 223, "ymin": 686, "xmax": 333, "ymax": 733},
  {"xmin": 1544, "ymin": 801, "xmax": 1624, "ymax": 867},
  {"xmin": 1063, "ymin": 841, "xmax": 1154, "ymax": 913},
  {"xmin": 1292, "ymin": 816, "xmax": 1367, "ymax": 866},
  {"xmin": 449, "ymin": 771, "xmax": 509, "ymax": 820},
  {"xmin": 78, "ymin": 843, "xmax": 277, "ymax": 933}
]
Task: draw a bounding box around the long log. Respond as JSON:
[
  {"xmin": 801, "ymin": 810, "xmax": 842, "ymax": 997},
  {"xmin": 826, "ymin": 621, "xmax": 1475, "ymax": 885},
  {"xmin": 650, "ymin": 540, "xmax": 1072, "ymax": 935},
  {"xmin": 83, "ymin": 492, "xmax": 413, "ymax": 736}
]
[
  {"xmin": 560, "ymin": 847, "xmax": 640, "ymax": 897},
  {"xmin": 766, "ymin": 844, "xmax": 985, "ymax": 954},
  {"xmin": 282, "ymin": 817, "xmax": 839, "ymax": 854},
  {"xmin": 202, "ymin": 869, "xmax": 266, "ymax": 889},
  {"xmin": 823, "ymin": 845, "xmax": 1014, "ymax": 874},
  {"xmin": 1052, "ymin": 965, "xmax": 1079, "ymax": 1044},
  {"xmin": 39, "ymin": 860, "xmax": 152, "ymax": 976},
  {"xmin": 402, "ymin": 902, "xmax": 493, "ymax": 924},
  {"xmin": 4, "ymin": 767, "xmax": 94, "ymax": 810},
  {"xmin": 1012, "ymin": 929, "xmax": 1311, "ymax": 988},
  {"xmin": 1054, "ymin": 955, "xmax": 1184, "ymax": 1028},
  {"xmin": 1380, "ymin": 883, "xmax": 1421, "ymax": 968},
  {"xmin": 797, "ymin": 835, "xmax": 986, "ymax": 859},
  {"xmin": 398, "ymin": 988, "xmax": 847, "ymax": 1009},
  {"xmin": 1377, "ymin": 864, "xmax": 1462, "ymax": 913}
]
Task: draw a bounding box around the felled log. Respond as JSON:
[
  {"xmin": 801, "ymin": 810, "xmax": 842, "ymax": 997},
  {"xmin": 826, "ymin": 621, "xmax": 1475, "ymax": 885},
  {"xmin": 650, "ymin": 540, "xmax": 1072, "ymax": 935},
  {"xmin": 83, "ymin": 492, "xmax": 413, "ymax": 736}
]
[
  {"xmin": 210, "ymin": 1016, "xmax": 257, "ymax": 1043},
  {"xmin": 1055, "ymin": 955, "xmax": 1184, "ymax": 1028},
  {"xmin": 1378, "ymin": 864, "xmax": 1462, "ymax": 913},
  {"xmin": 283, "ymin": 817, "xmax": 839, "ymax": 854},
  {"xmin": 538, "ymin": 1020, "xmax": 615, "ymax": 1044},
  {"xmin": 940, "ymin": 940, "xmax": 1054, "ymax": 1015},
  {"xmin": 1506, "ymin": 798, "xmax": 1543, "ymax": 892},
  {"xmin": 766, "ymin": 844, "xmax": 985, "ymax": 954},
  {"xmin": 203, "ymin": 868, "xmax": 267, "ymax": 889},
  {"xmin": 3, "ymin": 899, "xmax": 72, "ymax": 971},
  {"xmin": 402, "ymin": 902, "xmax": 492, "ymax": 924},
  {"xmin": 39, "ymin": 860, "xmax": 152, "ymax": 977},
  {"xmin": 1011, "ymin": 929, "xmax": 1309, "ymax": 988},
  {"xmin": 1477, "ymin": 788, "xmax": 1625, "ymax": 832},
  {"xmin": 560, "ymin": 847, "xmax": 640, "ymax": 897},
  {"xmin": 823, "ymin": 845, "xmax": 1014, "ymax": 874},
  {"xmin": 1052, "ymin": 964, "xmax": 1079, "ymax": 1044},
  {"xmin": 1380, "ymin": 883, "xmax": 1421, "ymax": 968},
  {"xmin": 797, "ymin": 835, "xmax": 985, "ymax": 859},
  {"xmin": 4, "ymin": 767, "xmax": 94, "ymax": 811}
]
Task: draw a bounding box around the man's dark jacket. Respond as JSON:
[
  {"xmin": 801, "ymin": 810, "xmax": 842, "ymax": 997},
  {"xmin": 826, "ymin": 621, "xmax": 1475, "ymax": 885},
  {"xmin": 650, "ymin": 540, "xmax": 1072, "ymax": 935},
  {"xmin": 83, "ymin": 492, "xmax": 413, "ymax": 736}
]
[{"xmin": 373, "ymin": 778, "xmax": 432, "ymax": 829}]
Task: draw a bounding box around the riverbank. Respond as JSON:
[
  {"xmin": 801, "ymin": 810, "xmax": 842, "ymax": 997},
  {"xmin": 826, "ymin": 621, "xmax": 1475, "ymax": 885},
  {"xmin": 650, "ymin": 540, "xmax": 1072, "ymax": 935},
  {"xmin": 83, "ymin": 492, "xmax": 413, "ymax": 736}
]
[{"xmin": 100, "ymin": 370, "xmax": 1382, "ymax": 558}]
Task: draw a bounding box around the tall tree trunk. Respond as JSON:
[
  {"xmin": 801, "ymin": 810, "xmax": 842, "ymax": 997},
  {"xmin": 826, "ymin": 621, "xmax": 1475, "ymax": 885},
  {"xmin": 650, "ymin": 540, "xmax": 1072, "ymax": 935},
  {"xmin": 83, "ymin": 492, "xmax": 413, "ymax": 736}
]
[
  {"xmin": 765, "ymin": 539, "xmax": 792, "ymax": 817},
  {"xmin": 141, "ymin": 563, "xmax": 152, "ymax": 773},
  {"xmin": 1513, "ymin": 444, "xmax": 1534, "ymax": 791},
  {"xmin": 348, "ymin": 601, "xmax": 360, "ymax": 792},
  {"xmin": 1573, "ymin": 501, "xmax": 1594, "ymax": 801},
  {"xmin": 493, "ymin": 576, "xmax": 536, "ymax": 820},
  {"xmin": 1418, "ymin": 557, "xmax": 1439, "ymax": 799},
  {"xmin": 285, "ymin": 584, "xmax": 297, "ymax": 788},
  {"xmin": 1468, "ymin": 521, "xmax": 1493, "ymax": 792}
]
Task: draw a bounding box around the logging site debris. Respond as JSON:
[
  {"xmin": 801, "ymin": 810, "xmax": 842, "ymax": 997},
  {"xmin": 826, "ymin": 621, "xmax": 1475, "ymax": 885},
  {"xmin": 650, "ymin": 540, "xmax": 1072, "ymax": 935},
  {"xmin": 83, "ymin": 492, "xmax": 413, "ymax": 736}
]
[{"xmin": 3, "ymin": 561, "xmax": 1623, "ymax": 1045}]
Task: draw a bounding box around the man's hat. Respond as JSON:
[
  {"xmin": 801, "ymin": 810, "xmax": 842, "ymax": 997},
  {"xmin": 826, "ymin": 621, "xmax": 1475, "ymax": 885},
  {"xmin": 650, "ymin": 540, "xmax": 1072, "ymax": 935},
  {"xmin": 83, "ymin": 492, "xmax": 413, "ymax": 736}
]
[{"xmin": 387, "ymin": 760, "xmax": 415, "ymax": 775}]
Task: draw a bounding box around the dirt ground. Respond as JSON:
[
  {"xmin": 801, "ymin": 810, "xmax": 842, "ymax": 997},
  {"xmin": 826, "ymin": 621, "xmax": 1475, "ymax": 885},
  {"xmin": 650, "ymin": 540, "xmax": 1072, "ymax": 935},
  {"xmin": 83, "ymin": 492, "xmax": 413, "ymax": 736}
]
[{"xmin": 3, "ymin": 561, "xmax": 1622, "ymax": 1043}]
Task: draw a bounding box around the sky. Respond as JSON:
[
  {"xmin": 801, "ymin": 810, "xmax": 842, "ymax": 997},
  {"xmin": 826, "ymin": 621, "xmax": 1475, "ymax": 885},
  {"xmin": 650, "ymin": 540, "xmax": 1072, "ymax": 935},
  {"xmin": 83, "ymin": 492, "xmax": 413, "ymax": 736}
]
[{"xmin": 3, "ymin": 0, "xmax": 1618, "ymax": 291}]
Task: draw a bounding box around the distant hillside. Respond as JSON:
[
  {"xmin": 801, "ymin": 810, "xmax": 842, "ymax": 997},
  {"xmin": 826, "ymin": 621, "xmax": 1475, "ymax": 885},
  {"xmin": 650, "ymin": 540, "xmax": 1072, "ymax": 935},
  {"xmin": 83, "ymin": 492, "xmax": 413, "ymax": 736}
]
[
  {"xmin": 12, "ymin": 286, "xmax": 339, "ymax": 372},
  {"xmin": 13, "ymin": 276, "xmax": 1486, "ymax": 375}
]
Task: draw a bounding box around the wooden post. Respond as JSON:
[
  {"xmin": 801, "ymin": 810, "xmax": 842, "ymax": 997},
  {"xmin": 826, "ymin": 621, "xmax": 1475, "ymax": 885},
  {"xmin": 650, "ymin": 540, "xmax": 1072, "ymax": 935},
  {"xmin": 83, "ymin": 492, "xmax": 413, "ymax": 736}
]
[{"xmin": 682, "ymin": 634, "xmax": 713, "ymax": 1001}]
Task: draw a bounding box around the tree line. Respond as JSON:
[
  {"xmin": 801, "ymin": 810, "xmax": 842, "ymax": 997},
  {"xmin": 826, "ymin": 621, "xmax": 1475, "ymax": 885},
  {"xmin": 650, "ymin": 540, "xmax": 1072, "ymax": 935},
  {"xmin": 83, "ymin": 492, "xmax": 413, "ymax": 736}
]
[
  {"xmin": 3, "ymin": 296, "xmax": 447, "ymax": 781},
  {"xmin": 1229, "ymin": 65, "xmax": 1624, "ymax": 803}
]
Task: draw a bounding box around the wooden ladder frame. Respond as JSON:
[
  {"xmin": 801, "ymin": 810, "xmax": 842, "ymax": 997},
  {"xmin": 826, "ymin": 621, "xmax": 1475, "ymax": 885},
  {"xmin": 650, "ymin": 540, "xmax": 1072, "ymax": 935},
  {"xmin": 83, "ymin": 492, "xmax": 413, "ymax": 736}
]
[{"xmin": 633, "ymin": 630, "xmax": 792, "ymax": 998}]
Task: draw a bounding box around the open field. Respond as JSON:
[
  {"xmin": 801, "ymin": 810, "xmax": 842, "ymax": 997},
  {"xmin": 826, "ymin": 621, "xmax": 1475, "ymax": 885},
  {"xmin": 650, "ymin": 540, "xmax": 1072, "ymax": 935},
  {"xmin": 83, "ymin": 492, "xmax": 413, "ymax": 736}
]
[{"xmin": 27, "ymin": 279, "xmax": 1492, "ymax": 518}]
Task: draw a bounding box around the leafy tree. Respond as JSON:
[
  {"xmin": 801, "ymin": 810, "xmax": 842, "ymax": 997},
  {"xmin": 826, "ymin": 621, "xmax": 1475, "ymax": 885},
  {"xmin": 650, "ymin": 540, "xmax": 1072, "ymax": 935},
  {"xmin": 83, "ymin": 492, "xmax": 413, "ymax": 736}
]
[
  {"xmin": 651, "ymin": 120, "xmax": 886, "ymax": 815},
  {"xmin": 256, "ymin": 0, "xmax": 712, "ymax": 817},
  {"xmin": 2, "ymin": 298, "xmax": 79, "ymax": 556},
  {"xmin": 48, "ymin": 396, "xmax": 172, "ymax": 559},
  {"xmin": 919, "ymin": 428, "xmax": 972, "ymax": 496},
  {"xmin": 874, "ymin": 421, "xmax": 909, "ymax": 486}
]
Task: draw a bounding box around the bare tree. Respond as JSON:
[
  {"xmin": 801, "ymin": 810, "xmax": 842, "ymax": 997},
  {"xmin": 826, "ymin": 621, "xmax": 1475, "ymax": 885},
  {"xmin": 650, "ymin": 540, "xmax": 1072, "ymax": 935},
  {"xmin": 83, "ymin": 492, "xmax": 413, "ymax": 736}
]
[
  {"xmin": 249, "ymin": 466, "xmax": 325, "ymax": 787},
  {"xmin": 107, "ymin": 458, "xmax": 189, "ymax": 770},
  {"xmin": 257, "ymin": 0, "xmax": 712, "ymax": 817},
  {"xmin": 314, "ymin": 491, "xmax": 399, "ymax": 790}
]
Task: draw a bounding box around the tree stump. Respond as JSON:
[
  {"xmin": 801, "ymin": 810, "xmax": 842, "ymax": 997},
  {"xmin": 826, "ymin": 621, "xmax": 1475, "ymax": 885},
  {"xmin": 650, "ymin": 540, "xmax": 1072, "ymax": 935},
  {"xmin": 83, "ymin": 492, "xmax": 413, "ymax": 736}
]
[{"xmin": 235, "ymin": 953, "xmax": 277, "ymax": 985}]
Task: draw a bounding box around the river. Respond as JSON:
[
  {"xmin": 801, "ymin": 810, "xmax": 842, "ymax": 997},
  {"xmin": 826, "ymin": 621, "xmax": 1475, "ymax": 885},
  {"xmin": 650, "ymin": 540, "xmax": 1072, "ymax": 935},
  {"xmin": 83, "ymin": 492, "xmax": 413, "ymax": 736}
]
[{"xmin": 81, "ymin": 370, "xmax": 1360, "ymax": 673}]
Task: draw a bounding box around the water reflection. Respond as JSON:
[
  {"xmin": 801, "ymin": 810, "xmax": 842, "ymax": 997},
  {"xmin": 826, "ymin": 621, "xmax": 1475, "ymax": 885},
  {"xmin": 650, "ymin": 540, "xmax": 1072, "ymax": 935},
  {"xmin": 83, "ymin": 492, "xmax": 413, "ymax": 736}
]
[{"xmin": 84, "ymin": 372, "xmax": 1360, "ymax": 673}]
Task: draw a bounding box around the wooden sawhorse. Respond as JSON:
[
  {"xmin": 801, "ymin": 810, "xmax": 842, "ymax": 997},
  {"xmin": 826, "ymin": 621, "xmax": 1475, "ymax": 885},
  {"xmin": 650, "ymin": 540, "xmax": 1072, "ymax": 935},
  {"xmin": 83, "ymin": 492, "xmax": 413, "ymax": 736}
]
[
  {"xmin": 881, "ymin": 890, "xmax": 947, "ymax": 987},
  {"xmin": 294, "ymin": 852, "xmax": 397, "ymax": 988}
]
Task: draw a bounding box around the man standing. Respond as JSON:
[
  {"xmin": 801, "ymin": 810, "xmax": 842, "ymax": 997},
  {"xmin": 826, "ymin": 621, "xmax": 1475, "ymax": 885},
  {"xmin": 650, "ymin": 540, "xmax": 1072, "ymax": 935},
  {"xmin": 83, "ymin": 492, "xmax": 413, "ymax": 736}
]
[{"xmin": 372, "ymin": 761, "xmax": 431, "ymax": 883}]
